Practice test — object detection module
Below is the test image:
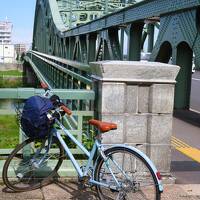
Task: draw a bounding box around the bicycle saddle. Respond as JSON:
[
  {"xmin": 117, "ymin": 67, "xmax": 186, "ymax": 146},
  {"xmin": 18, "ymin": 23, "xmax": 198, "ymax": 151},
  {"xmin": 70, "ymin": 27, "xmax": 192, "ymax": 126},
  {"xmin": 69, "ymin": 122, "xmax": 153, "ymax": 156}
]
[{"xmin": 89, "ymin": 119, "xmax": 117, "ymax": 133}]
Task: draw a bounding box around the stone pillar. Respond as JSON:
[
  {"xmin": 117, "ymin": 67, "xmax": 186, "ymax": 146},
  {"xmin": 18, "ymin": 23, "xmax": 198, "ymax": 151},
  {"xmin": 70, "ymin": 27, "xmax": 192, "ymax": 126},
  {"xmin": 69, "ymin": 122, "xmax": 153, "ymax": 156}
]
[{"xmin": 90, "ymin": 61, "xmax": 179, "ymax": 175}]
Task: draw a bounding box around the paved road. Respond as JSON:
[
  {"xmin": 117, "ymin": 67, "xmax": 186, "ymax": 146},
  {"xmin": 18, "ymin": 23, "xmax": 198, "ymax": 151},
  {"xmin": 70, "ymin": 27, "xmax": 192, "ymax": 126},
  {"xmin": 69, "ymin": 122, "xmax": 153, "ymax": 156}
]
[
  {"xmin": 172, "ymin": 117, "xmax": 200, "ymax": 184},
  {"xmin": 171, "ymin": 70, "xmax": 200, "ymax": 184},
  {"xmin": 190, "ymin": 71, "xmax": 200, "ymax": 112},
  {"xmin": 1, "ymin": 182, "xmax": 200, "ymax": 200}
]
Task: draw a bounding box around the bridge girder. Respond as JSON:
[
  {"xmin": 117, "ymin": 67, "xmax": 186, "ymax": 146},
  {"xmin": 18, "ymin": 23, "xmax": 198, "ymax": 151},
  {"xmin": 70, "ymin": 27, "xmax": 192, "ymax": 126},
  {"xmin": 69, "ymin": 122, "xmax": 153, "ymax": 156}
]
[
  {"xmin": 32, "ymin": 0, "xmax": 200, "ymax": 109},
  {"xmin": 58, "ymin": 0, "xmax": 136, "ymax": 28}
]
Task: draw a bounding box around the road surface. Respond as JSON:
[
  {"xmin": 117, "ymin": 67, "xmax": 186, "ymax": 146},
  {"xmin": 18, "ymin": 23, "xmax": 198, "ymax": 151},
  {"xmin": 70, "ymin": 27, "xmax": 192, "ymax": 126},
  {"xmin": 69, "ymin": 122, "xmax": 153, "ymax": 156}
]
[
  {"xmin": 190, "ymin": 71, "xmax": 200, "ymax": 112},
  {"xmin": 172, "ymin": 117, "xmax": 200, "ymax": 184},
  {"xmin": 171, "ymin": 70, "xmax": 200, "ymax": 183}
]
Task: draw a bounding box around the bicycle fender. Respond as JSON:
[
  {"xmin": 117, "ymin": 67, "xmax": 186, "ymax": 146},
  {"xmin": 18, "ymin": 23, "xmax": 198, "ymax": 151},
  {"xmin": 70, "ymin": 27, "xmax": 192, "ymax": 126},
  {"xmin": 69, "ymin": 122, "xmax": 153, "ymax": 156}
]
[
  {"xmin": 94, "ymin": 144, "xmax": 163, "ymax": 193},
  {"xmin": 123, "ymin": 144, "xmax": 163, "ymax": 192}
]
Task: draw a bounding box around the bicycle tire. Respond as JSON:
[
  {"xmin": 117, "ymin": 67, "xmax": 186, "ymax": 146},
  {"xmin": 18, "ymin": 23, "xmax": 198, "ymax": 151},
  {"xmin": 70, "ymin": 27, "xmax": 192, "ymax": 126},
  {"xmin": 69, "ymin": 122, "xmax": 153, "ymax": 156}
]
[
  {"xmin": 94, "ymin": 146, "xmax": 161, "ymax": 200},
  {"xmin": 3, "ymin": 136, "xmax": 64, "ymax": 192}
]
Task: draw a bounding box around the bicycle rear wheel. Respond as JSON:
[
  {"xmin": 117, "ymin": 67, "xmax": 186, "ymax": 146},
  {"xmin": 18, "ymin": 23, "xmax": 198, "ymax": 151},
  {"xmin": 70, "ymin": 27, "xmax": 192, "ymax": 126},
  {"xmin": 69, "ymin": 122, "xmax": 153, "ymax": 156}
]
[
  {"xmin": 94, "ymin": 146, "xmax": 161, "ymax": 200},
  {"xmin": 3, "ymin": 136, "xmax": 64, "ymax": 192}
]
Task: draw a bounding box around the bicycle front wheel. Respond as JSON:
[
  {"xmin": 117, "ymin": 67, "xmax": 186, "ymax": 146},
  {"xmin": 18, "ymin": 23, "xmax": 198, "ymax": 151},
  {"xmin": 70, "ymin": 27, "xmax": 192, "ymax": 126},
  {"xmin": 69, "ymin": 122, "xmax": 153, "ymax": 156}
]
[
  {"xmin": 3, "ymin": 136, "xmax": 64, "ymax": 192},
  {"xmin": 94, "ymin": 146, "xmax": 161, "ymax": 200}
]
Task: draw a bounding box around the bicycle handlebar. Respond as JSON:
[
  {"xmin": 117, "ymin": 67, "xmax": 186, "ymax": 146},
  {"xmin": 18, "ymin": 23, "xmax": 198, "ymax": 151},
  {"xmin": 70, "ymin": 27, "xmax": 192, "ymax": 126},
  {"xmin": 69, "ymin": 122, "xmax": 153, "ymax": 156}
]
[
  {"xmin": 40, "ymin": 81, "xmax": 72, "ymax": 116},
  {"xmin": 60, "ymin": 105, "xmax": 72, "ymax": 116}
]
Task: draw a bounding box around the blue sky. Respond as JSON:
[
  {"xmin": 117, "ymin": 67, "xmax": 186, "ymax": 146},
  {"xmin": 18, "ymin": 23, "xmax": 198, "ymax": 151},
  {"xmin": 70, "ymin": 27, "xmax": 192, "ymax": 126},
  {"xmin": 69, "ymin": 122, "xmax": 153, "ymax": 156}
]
[{"xmin": 0, "ymin": 0, "xmax": 36, "ymax": 44}]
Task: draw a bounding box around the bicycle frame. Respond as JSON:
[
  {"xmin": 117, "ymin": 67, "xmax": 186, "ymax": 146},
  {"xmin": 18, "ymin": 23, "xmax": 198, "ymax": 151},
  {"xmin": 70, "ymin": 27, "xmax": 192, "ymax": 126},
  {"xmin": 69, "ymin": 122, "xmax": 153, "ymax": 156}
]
[
  {"xmin": 38, "ymin": 86, "xmax": 163, "ymax": 192},
  {"xmin": 52, "ymin": 118, "xmax": 116, "ymax": 189},
  {"xmin": 2, "ymin": 85, "xmax": 163, "ymax": 196},
  {"xmin": 43, "ymin": 116, "xmax": 163, "ymax": 192},
  {"xmin": 38, "ymin": 87, "xmax": 120, "ymax": 188}
]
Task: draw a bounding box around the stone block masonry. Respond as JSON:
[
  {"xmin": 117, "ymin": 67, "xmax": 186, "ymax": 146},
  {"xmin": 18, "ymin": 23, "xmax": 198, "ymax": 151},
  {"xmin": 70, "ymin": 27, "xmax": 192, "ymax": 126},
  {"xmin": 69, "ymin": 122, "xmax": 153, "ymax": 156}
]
[{"xmin": 90, "ymin": 61, "xmax": 180, "ymax": 174}]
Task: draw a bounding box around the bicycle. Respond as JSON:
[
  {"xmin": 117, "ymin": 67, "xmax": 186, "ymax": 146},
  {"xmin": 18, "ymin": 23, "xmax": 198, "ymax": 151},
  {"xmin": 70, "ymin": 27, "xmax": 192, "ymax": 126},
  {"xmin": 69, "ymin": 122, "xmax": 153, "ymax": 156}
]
[{"xmin": 2, "ymin": 83, "xmax": 163, "ymax": 200}]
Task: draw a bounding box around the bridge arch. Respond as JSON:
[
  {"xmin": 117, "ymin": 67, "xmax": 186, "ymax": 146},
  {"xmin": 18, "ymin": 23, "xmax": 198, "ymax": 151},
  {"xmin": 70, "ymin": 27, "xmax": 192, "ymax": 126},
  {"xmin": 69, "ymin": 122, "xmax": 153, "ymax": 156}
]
[
  {"xmin": 155, "ymin": 41, "xmax": 172, "ymax": 63},
  {"xmin": 174, "ymin": 41, "xmax": 193, "ymax": 109}
]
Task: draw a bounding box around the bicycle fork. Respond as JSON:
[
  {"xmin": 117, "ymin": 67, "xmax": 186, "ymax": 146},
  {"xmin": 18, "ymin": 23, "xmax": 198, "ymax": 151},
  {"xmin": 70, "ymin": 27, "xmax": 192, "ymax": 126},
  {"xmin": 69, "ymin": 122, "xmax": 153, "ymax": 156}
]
[{"xmin": 94, "ymin": 141, "xmax": 127, "ymax": 191}]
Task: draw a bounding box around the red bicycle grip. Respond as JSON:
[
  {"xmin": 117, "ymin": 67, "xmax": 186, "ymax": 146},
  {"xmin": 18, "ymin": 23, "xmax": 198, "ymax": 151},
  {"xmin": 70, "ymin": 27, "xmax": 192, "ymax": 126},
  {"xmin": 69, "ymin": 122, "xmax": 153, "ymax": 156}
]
[
  {"xmin": 41, "ymin": 82, "xmax": 49, "ymax": 90},
  {"xmin": 60, "ymin": 105, "xmax": 72, "ymax": 115}
]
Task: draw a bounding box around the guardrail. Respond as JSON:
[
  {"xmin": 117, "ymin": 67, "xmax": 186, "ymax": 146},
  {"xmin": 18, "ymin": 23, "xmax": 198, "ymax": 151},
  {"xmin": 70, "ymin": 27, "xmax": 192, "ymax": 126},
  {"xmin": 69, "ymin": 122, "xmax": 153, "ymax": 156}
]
[
  {"xmin": 0, "ymin": 51, "xmax": 96, "ymax": 177},
  {"xmin": 25, "ymin": 51, "xmax": 92, "ymax": 88},
  {"xmin": 0, "ymin": 87, "xmax": 95, "ymax": 150},
  {"xmin": 25, "ymin": 51, "xmax": 93, "ymax": 111},
  {"xmin": 0, "ymin": 88, "xmax": 95, "ymax": 176}
]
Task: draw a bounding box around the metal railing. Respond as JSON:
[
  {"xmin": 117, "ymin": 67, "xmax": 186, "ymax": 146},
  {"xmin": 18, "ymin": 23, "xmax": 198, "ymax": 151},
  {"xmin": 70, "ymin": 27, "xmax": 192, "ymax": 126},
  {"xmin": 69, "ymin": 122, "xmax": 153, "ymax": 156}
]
[
  {"xmin": 25, "ymin": 51, "xmax": 93, "ymax": 111},
  {"xmin": 0, "ymin": 50, "xmax": 96, "ymax": 176},
  {"xmin": 0, "ymin": 88, "xmax": 94, "ymax": 151}
]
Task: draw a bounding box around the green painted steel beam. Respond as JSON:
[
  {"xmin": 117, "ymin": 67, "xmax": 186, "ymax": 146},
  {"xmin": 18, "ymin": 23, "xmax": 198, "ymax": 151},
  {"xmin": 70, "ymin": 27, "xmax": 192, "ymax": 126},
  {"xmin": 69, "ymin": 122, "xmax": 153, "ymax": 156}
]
[
  {"xmin": 0, "ymin": 88, "xmax": 95, "ymax": 100},
  {"xmin": 0, "ymin": 149, "xmax": 14, "ymax": 154},
  {"xmin": 31, "ymin": 50, "xmax": 91, "ymax": 72},
  {"xmin": 52, "ymin": 89, "xmax": 95, "ymax": 100},
  {"xmin": 24, "ymin": 56, "xmax": 52, "ymax": 89},
  {"xmin": 55, "ymin": 0, "xmax": 135, "ymax": 29},
  {"xmin": 30, "ymin": 52, "xmax": 92, "ymax": 85},
  {"xmin": 34, "ymin": 0, "xmax": 200, "ymax": 41},
  {"xmin": 128, "ymin": 23, "xmax": 143, "ymax": 61},
  {"xmin": 147, "ymin": 24, "xmax": 154, "ymax": 53},
  {"xmin": 57, "ymin": 0, "xmax": 200, "ymax": 37}
]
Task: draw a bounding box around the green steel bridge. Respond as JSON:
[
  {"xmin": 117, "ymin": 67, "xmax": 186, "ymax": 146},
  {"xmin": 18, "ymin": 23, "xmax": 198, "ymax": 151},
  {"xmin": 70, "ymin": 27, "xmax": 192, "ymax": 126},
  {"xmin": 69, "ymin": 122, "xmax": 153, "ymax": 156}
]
[
  {"xmin": 1, "ymin": 0, "xmax": 200, "ymax": 175},
  {"xmin": 29, "ymin": 0, "xmax": 200, "ymax": 109}
]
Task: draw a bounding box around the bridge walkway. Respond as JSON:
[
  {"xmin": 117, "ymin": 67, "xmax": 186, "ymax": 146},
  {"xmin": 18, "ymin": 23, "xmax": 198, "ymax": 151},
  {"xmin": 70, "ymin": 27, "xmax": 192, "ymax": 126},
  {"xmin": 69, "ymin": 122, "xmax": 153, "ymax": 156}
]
[
  {"xmin": 172, "ymin": 117, "xmax": 200, "ymax": 184},
  {"xmin": 1, "ymin": 181, "xmax": 200, "ymax": 200}
]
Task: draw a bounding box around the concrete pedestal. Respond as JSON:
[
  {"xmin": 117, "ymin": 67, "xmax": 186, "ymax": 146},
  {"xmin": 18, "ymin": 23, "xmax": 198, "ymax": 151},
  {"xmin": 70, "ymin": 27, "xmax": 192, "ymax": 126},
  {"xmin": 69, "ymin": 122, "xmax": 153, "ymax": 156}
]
[{"xmin": 90, "ymin": 61, "xmax": 179, "ymax": 173}]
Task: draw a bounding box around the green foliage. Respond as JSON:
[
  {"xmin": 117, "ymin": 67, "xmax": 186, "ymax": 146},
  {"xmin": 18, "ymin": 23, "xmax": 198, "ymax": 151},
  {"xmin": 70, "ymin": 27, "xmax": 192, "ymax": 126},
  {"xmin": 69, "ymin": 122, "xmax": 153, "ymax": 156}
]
[
  {"xmin": 0, "ymin": 70, "xmax": 23, "ymax": 149},
  {"xmin": 0, "ymin": 115, "xmax": 19, "ymax": 149},
  {"xmin": 82, "ymin": 116, "xmax": 95, "ymax": 150},
  {"xmin": 82, "ymin": 129, "xmax": 95, "ymax": 150},
  {"xmin": 0, "ymin": 70, "xmax": 22, "ymax": 76},
  {"xmin": 0, "ymin": 77, "xmax": 23, "ymax": 88},
  {"xmin": 62, "ymin": 135, "xmax": 77, "ymax": 149}
]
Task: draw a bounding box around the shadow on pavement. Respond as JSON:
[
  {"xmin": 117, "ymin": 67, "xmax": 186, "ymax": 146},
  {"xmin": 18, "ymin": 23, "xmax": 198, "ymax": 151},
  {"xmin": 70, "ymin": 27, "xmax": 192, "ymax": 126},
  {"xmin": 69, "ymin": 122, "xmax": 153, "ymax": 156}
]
[
  {"xmin": 174, "ymin": 109, "xmax": 200, "ymax": 128},
  {"xmin": 171, "ymin": 161, "xmax": 200, "ymax": 171},
  {"xmin": 54, "ymin": 180, "xmax": 98, "ymax": 200}
]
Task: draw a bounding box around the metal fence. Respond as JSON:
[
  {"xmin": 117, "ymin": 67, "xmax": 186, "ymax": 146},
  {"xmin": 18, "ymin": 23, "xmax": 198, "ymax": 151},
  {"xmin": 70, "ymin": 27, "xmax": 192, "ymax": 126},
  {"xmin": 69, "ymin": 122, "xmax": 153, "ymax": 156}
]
[{"xmin": 0, "ymin": 51, "xmax": 95, "ymax": 176}]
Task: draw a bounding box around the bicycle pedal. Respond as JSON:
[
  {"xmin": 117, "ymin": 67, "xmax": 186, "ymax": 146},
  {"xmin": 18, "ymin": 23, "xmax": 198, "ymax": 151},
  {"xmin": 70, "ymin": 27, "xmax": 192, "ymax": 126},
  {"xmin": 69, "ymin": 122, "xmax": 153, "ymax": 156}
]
[
  {"xmin": 78, "ymin": 175, "xmax": 90, "ymax": 183},
  {"xmin": 90, "ymin": 185, "xmax": 96, "ymax": 191},
  {"xmin": 78, "ymin": 182, "xmax": 87, "ymax": 190},
  {"xmin": 110, "ymin": 188, "xmax": 118, "ymax": 193}
]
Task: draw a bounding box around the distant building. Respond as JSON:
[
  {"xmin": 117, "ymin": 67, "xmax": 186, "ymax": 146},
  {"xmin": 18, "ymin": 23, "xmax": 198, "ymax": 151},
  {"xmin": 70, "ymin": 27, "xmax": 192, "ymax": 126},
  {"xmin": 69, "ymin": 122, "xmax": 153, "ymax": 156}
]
[
  {"xmin": 15, "ymin": 44, "xmax": 26, "ymax": 56},
  {"xmin": 0, "ymin": 20, "xmax": 15, "ymax": 63},
  {"xmin": 0, "ymin": 20, "xmax": 12, "ymax": 44},
  {"xmin": 0, "ymin": 44, "xmax": 15, "ymax": 63}
]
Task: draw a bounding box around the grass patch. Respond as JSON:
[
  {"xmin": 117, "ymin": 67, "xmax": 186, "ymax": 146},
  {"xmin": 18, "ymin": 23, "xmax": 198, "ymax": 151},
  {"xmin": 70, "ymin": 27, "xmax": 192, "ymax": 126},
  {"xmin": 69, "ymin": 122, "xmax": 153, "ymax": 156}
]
[
  {"xmin": 0, "ymin": 70, "xmax": 23, "ymax": 87},
  {"xmin": 0, "ymin": 70, "xmax": 22, "ymax": 76},
  {"xmin": 0, "ymin": 115, "xmax": 19, "ymax": 149},
  {"xmin": 0, "ymin": 78, "xmax": 23, "ymax": 88}
]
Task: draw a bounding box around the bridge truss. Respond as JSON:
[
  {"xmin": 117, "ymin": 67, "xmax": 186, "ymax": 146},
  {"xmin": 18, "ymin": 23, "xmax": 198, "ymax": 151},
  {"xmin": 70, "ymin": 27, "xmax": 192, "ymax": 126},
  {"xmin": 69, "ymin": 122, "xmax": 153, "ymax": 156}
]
[
  {"xmin": 57, "ymin": 0, "xmax": 136, "ymax": 29},
  {"xmin": 31, "ymin": 0, "xmax": 200, "ymax": 109}
]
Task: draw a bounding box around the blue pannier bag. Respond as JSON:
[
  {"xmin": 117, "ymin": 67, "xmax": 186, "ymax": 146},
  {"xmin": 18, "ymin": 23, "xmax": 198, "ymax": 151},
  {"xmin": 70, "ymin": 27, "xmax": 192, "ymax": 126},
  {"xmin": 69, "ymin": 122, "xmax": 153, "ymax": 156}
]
[{"xmin": 21, "ymin": 96, "xmax": 54, "ymax": 138}]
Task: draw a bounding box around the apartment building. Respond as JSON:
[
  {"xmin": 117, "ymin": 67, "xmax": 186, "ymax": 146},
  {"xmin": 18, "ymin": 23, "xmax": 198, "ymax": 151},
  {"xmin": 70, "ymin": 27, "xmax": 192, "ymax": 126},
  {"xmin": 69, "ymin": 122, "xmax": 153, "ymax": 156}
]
[{"xmin": 0, "ymin": 20, "xmax": 15, "ymax": 63}]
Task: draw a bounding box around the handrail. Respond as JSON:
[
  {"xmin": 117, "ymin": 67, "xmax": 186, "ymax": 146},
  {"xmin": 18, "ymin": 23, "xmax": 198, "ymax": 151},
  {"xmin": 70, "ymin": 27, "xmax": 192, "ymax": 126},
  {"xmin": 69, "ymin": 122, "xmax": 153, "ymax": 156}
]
[
  {"xmin": 0, "ymin": 88, "xmax": 94, "ymax": 154},
  {"xmin": 30, "ymin": 51, "xmax": 90, "ymax": 72},
  {"xmin": 25, "ymin": 51, "xmax": 92, "ymax": 88},
  {"xmin": 0, "ymin": 88, "xmax": 95, "ymax": 100}
]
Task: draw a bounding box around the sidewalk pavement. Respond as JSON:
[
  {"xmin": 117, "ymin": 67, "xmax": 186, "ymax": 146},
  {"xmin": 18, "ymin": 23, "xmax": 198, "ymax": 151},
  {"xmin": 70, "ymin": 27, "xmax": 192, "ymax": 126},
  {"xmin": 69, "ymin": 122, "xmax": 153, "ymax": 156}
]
[{"xmin": 1, "ymin": 181, "xmax": 200, "ymax": 200}]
